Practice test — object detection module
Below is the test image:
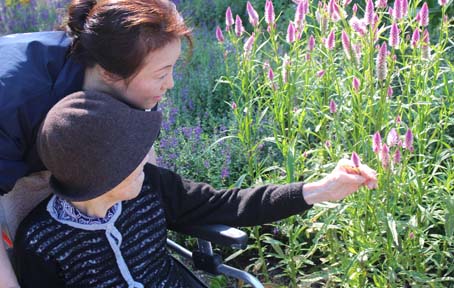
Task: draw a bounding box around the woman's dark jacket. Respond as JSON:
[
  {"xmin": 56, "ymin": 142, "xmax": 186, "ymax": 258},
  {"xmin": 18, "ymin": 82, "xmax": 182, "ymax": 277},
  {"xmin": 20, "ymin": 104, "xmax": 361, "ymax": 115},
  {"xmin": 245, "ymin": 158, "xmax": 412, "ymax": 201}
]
[{"xmin": 0, "ymin": 31, "xmax": 85, "ymax": 195}]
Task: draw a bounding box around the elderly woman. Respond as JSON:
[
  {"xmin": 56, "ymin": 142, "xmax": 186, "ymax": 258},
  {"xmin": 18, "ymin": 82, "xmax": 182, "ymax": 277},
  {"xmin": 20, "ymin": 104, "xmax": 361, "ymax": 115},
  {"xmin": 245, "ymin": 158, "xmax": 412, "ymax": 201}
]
[{"xmin": 14, "ymin": 90, "xmax": 376, "ymax": 288}]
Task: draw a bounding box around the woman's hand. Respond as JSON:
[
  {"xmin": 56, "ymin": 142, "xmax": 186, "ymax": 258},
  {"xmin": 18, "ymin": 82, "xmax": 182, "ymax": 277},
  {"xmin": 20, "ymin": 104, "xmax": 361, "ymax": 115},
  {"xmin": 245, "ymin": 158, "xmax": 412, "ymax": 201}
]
[{"xmin": 303, "ymin": 158, "xmax": 378, "ymax": 205}]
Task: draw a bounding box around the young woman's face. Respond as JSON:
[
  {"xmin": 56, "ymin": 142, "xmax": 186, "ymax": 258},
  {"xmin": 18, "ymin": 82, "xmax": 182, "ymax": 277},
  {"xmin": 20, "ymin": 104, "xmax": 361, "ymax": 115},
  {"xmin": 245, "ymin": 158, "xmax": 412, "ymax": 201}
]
[{"xmin": 113, "ymin": 38, "xmax": 182, "ymax": 110}]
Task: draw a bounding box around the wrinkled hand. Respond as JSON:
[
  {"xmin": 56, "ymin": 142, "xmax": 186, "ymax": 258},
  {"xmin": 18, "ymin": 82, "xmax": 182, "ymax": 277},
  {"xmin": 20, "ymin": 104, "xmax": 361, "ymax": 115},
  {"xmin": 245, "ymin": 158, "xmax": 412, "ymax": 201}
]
[{"xmin": 303, "ymin": 158, "xmax": 378, "ymax": 204}]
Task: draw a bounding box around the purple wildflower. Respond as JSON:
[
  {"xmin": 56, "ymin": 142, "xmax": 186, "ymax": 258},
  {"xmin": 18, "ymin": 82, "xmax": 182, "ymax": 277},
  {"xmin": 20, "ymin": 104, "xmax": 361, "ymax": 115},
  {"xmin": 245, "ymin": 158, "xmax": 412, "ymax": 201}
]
[
  {"xmin": 221, "ymin": 166, "xmax": 230, "ymax": 179},
  {"xmin": 317, "ymin": 70, "xmax": 326, "ymax": 77}
]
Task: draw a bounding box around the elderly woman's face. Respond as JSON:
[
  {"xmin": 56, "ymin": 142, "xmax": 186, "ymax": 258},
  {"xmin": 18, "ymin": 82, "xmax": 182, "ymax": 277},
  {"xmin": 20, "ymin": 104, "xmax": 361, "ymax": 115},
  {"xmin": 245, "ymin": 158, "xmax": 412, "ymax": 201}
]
[
  {"xmin": 106, "ymin": 155, "xmax": 149, "ymax": 202},
  {"xmin": 112, "ymin": 38, "xmax": 182, "ymax": 110}
]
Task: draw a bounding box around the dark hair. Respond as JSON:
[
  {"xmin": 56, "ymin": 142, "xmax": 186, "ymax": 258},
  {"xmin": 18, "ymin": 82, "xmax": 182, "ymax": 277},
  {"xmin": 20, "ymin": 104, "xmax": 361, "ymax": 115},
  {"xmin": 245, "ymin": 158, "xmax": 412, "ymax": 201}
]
[{"xmin": 66, "ymin": 0, "xmax": 192, "ymax": 80}]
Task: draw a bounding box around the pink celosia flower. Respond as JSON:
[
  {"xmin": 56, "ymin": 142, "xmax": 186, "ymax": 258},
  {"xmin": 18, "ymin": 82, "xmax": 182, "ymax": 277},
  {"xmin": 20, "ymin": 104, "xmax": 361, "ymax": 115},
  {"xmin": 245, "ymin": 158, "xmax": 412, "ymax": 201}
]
[
  {"xmin": 352, "ymin": 77, "xmax": 360, "ymax": 91},
  {"xmin": 328, "ymin": 0, "xmax": 342, "ymax": 22},
  {"xmin": 282, "ymin": 54, "xmax": 290, "ymax": 84},
  {"xmin": 235, "ymin": 15, "xmax": 244, "ymax": 37},
  {"xmin": 418, "ymin": 3, "xmax": 429, "ymax": 27},
  {"xmin": 387, "ymin": 86, "xmax": 393, "ymax": 97},
  {"xmin": 393, "ymin": 148, "xmax": 401, "ymax": 164},
  {"xmin": 316, "ymin": 9, "xmax": 329, "ymax": 33},
  {"xmin": 389, "ymin": 22, "xmax": 400, "ymax": 48},
  {"xmin": 404, "ymin": 129, "xmax": 414, "ymax": 152},
  {"xmin": 373, "ymin": 131, "xmax": 382, "ymax": 153},
  {"xmin": 308, "ymin": 35, "xmax": 315, "ymax": 51},
  {"xmin": 393, "ymin": 0, "xmax": 402, "ymax": 20},
  {"xmin": 386, "ymin": 128, "xmax": 399, "ymax": 147},
  {"xmin": 329, "ymin": 99, "xmax": 337, "ymax": 113},
  {"xmin": 268, "ymin": 67, "xmax": 274, "ymax": 81},
  {"xmin": 351, "ymin": 152, "xmax": 361, "ymax": 167},
  {"xmin": 439, "ymin": 0, "xmax": 448, "ymax": 6},
  {"xmin": 376, "ymin": 42, "xmax": 388, "ymax": 81},
  {"xmin": 295, "ymin": 1, "xmax": 306, "ymax": 28},
  {"xmin": 365, "ymin": 0, "xmax": 375, "ymax": 25},
  {"xmin": 349, "ymin": 16, "xmax": 367, "ymax": 36},
  {"xmin": 401, "ymin": 0, "xmax": 408, "ymax": 18},
  {"xmin": 215, "ymin": 26, "xmax": 224, "ymax": 43},
  {"xmin": 243, "ymin": 33, "xmax": 255, "ymax": 53},
  {"xmin": 421, "ymin": 29, "xmax": 430, "ymax": 59},
  {"xmin": 287, "ymin": 21, "xmax": 296, "ymax": 43},
  {"xmin": 317, "ymin": 70, "xmax": 326, "ymax": 77},
  {"xmin": 246, "ymin": 1, "xmax": 259, "ymax": 27},
  {"xmin": 265, "ymin": 0, "xmax": 275, "ymax": 25},
  {"xmin": 411, "ymin": 28, "xmax": 420, "ymax": 48},
  {"xmin": 231, "ymin": 102, "xmax": 237, "ymax": 109},
  {"xmin": 341, "ymin": 30, "xmax": 351, "ymax": 59},
  {"xmin": 325, "ymin": 29, "xmax": 336, "ymax": 50},
  {"xmin": 352, "ymin": 3, "xmax": 358, "ymax": 14},
  {"xmin": 375, "ymin": 0, "xmax": 387, "ymax": 9},
  {"xmin": 381, "ymin": 143, "xmax": 390, "ymax": 168},
  {"xmin": 225, "ymin": 7, "xmax": 234, "ymax": 30},
  {"xmin": 352, "ymin": 43, "xmax": 362, "ymax": 64},
  {"xmin": 343, "ymin": 0, "xmax": 352, "ymax": 6},
  {"xmin": 396, "ymin": 115, "xmax": 401, "ymax": 124}
]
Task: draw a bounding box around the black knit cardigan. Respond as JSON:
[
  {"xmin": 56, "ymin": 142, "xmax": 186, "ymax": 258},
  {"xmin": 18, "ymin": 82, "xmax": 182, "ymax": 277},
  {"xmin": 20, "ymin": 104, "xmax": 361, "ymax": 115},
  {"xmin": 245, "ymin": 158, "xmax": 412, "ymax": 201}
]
[{"xmin": 14, "ymin": 164, "xmax": 312, "ymax": 287}]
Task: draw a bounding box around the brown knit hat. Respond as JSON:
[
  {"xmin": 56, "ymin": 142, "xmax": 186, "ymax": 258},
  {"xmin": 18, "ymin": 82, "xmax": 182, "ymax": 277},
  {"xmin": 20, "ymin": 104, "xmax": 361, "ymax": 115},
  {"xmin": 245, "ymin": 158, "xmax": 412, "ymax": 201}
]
[{"xmin": 37, "ymin": 90, "xmax": 162, "ymax": 201}]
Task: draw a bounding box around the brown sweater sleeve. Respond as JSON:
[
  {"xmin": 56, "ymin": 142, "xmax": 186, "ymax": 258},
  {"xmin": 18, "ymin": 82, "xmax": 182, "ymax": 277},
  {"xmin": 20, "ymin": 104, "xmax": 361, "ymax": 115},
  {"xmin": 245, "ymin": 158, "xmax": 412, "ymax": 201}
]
[{"xmin": 145, "ymin": 164, "xmax": 312, "ymax": 228}]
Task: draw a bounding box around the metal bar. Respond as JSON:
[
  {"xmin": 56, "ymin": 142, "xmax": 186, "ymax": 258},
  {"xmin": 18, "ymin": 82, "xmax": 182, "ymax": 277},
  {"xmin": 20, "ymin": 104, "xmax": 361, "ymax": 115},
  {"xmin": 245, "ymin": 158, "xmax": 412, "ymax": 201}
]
[
  {"xmin": 217, "ymin": 264, "xmax": 264, "ymax": 288},
  {"xmin": 166, "ymin": 238, "xmax": 192, "ymax": 259}
]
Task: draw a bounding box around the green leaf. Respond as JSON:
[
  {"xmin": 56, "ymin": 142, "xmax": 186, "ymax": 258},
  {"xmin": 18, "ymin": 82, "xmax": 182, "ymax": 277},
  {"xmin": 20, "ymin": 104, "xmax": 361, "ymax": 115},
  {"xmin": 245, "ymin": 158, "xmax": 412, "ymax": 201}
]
[{"xmin": 387, "ymin": 213, "xmax": 399, "ymax": 247}]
